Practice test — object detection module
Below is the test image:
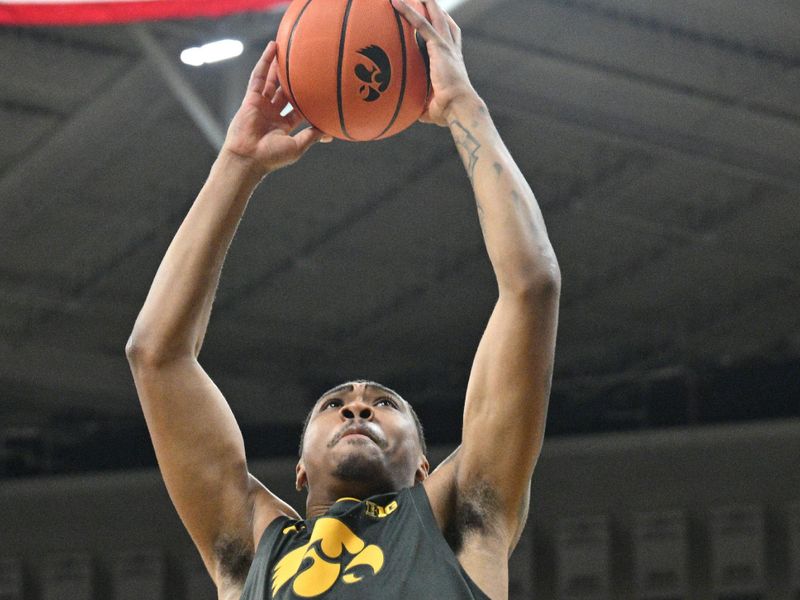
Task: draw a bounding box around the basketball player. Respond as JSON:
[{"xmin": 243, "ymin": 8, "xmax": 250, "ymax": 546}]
[{"xmin": 126, "ymin": 0, "xmax": 560, "ymax": 598}]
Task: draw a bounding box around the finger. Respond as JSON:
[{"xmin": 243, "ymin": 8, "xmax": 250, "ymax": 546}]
[
  {"xmin": 283, "ymin": 105, "xmax": 305, "ymax": 131},
  {"xmin": 263, "ymin": 56, "xmax": 280, "ymax": 99},
  {"xmin": 272, "ymin": 86, "xmax": 289, "ymax": 109},
  {"xmin": 445, "ymin": 12, "xmax": 461, "ymax": 47},
  {"xmin": 293, "ymin": 126, "xmax": 331, "ymax": 154},
  {"xmin": 390, "ymin": 0, "xmax": 439, "ymax": 43},
  {"xmin": 420, "ymin": 0, "xmax": 452, "ymax": 41},
  {"xmin": 248, "ymin": 41, "xmax": 277, "ymax": 93}
]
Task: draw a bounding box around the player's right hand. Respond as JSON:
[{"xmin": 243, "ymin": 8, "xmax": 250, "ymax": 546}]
[
  {"xmin": 391, "ymin": 0, "xmax": 477, "ymax": 127},
  {"xmin": 222, "ymin": 41, "xmax": 332, "ymax": 177}
]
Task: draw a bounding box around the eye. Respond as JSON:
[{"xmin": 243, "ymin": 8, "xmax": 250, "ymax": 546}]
[
  {"xmin": 376, "ymin": 397, "xmax": 398, "ymax": 408},
  {"xmin": 321, "ymin": 398, "xmax": 342, "ymax": 410}
]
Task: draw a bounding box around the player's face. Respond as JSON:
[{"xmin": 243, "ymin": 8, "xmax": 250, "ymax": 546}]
[{"xmin": 298, "ymin": 383, "xmax": 427, "ymax": 495}]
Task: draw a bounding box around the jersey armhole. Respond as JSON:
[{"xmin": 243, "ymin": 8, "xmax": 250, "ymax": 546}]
[
  {"xmin": 406, "ymin": 484, "xmax": 493, "ymax": 600},
  {"xmin": 255, "ymin": 514, "xmax": 295, "ymax": 555}
]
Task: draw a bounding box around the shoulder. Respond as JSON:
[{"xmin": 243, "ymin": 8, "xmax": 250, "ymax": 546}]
[
  {"xmin": 213, "ymin": 478, "xmax": 299, "ymax": 588},
  {"xmin": 250, "ymin": 477, "xmax": 301, "ymax": 545}
]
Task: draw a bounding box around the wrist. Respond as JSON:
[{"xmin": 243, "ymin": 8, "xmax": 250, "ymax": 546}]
[
  {"xmin": 217, "ymin": 147, "xmax": 271, "ymax": 184},
  {"xmin": 444, "ymin": 92, "xmax": 489, "ymax": 125}
]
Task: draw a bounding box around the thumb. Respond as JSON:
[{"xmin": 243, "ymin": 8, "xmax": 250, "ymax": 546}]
[{"xmin": 293, "ymin": 127, "xmax": 332, "ymax": 154}]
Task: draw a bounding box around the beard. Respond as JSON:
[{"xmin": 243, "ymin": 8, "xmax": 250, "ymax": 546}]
[{"xmin": 332, "ymin": 442, "xmax": 395, "ymax": 494}]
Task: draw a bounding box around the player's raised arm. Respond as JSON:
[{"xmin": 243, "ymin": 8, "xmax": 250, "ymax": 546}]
[
  {"xmin": 393, "ymin": 0, "xmax": 560, "ymax": 550},
  {"xmin": 125, "ymin": 42, "xmax": 328, "ymax": 588}
]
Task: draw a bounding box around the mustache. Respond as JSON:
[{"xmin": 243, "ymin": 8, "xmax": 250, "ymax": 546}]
[{"xmin": 328, "ymin": 423, "xmax": 387, "ymax": 449}]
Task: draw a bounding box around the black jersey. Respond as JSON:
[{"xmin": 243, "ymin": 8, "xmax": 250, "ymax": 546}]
[{"xmin": 238, "ymin": 483, "xmax": 492, "ymax": 600}]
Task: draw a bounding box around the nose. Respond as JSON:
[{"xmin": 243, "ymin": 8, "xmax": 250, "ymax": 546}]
[{"xmin": 339, "ymin": 400, "xmax": 373, "ymax": 421}]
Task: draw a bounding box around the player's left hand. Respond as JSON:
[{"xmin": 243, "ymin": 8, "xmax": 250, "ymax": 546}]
[
  {"xmin": 391, "ymin": 0, "xmax": 478, "ymax": 126},
  {"xmin": 223, "ymin": 41, "xmax": 332, "ymax": 177}
]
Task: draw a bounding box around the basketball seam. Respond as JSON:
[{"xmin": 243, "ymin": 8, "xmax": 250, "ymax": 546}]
[
  {"xmin": 376, "ymin": 5, "xmax": 408, "ymax": 139},
  {"xmin": 285, "ymin": 0, "xmax": 314, "ymax": 129},
  {"xmin": 336, "ymin": 0, "xmax": 356, "ymax": 140}
]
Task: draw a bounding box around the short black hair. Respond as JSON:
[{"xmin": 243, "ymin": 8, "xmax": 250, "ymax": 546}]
[{"xmin": 298, "ymin": 380, "xmax": 426, "ymax": 457}]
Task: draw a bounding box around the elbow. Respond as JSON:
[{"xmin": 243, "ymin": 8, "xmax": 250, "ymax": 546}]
[
  {"xmin": 124, "ymin": 336, "xmax": 136, "ymax": 361},
  {"xmin": 125, "ymin": 334, "xmax": 155, "ymax": 367},
  {"xmin": 529, "ymin": 259, "xmax": 561, "ymax": 297},
  {"xmin": 501, "ymin": 253, "xmax": 561, "ymax": 301},
  {"xmin": 125, "ymin": 332, "xmax": 188, "ymax": 368}
]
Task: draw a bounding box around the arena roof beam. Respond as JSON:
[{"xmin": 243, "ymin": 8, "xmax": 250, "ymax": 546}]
[{"xmin": 130, "ymin": 24, "xmax": 226, "ymax": 151}]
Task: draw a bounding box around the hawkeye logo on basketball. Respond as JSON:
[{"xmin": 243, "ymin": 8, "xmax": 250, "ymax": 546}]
[
  {"xmin": 355, "ymin": 45, "xmax": 391, "ymax": 102},
  {"xmin": 271, "ymin": 517, "xmax": 385, "ymax": 598}
]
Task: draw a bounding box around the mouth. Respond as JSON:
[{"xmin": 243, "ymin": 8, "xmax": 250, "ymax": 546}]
[
  {"xmin": 331, "ymin": 425, "xmax": 383, "ymax": 448},
  {"xmin": 341, "ymin": 432, "xmax": 374, "ymax": 442}
]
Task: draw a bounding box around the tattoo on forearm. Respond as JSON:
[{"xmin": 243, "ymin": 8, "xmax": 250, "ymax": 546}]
[{"xmin": 450, "ymin": 120, "xmax": 481, "ymax": 181}]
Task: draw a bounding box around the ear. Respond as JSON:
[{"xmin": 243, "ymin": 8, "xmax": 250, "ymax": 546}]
[
  {"xmin": 295, "ymin": 460, "xmax": 307, "ymax": 492},
  {"xmin": 415, "ymin": 455, "xmax": 430, "ymax": 483}
]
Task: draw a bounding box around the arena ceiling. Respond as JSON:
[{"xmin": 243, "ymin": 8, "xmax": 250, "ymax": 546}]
[{"xmin": 1, "ymin": 0, "xmax": 799, "ymax": 471}]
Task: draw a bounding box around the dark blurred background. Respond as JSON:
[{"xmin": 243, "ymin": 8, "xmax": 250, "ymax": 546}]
[
  {"xmin": 1, "ymin": 0, "xmax": 798, "ymax": 479},
  {"xmin": 1, "ymin": 2, "xmax": 800, "ymax": 598}
]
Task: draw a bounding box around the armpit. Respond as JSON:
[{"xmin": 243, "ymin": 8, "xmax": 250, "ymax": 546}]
[
  {"xmin": 444, "ymin": 479, "xmax": 502, "ymax": 553},
  {"xmin": 214, "ymin": 534, "xmax": 254, "ymax": 583}
]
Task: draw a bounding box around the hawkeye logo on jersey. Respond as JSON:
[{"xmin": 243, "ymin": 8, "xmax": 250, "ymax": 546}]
[{"xmin": 272, "ymin": 518, "xmax": 384, "ymax": 598}]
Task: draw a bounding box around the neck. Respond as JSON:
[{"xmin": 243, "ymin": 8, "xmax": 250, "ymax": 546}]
[{"xmin": 303, "ymin": 478, "xmax": 405, "ymax": 519}]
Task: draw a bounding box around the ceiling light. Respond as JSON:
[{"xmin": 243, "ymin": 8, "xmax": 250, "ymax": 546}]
[
  {"xmin": 178, "ymin": 0, "xmax": 466, "ymax": 67},
  {"xmin": 180, "ymin": 39, "xmax": 244, "ymax": 67},
  {"xmin": 439, "ymin": 0, "xmax": 468, "ymax": 11}
]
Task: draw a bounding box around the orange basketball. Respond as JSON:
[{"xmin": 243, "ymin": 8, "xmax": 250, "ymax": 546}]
[{"xmin": 276, "ymin": 0, "xmax": 431, "ymax": 142}]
